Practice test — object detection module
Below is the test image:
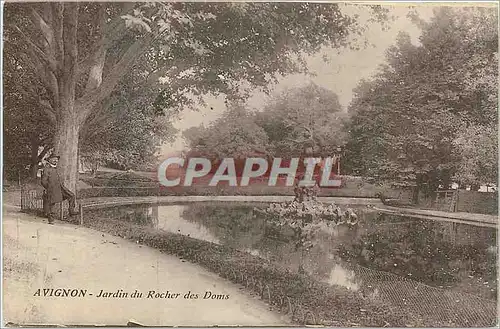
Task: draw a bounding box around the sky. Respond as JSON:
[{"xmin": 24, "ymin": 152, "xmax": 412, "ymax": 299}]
[{"xmin": 157, "ymin": 3, "xmax": 448, "ymax": 159}]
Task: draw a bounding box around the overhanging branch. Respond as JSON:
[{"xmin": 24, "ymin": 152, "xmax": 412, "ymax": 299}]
[
  {"xmin": 76, "ymin": 34, "xmax": 155, "ymax": 125},
  {"xmin": 76, "ymin": 3, "xmax": 136, "ymax": 79},
  {"xmin": 84, "ymin": 4, "xmax": 107, "ymax": 93},
  {"xmin": 50, "ymin": 2, "xmax": 64, "ymax": 65},
  {"xmin": 23, "ymin": 49, "xmax": 60, "ymax": 112}
]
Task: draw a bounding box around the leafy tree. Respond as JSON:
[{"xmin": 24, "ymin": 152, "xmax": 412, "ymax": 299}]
[
  {"xmin": 3, "ymin": 8, "xmax": 173, "ymax": 178},
  {"xmin": 3, "ymin": 22, "xmax": 54, "ymax": 180},
  {"xmin": 452, "ymin": 124, "xmax": 498, "ymax": 188},
  {"xmin": 183, "ymin": 104, "xmax": 270, "ymax": 160},
  {"xmin": 79, "ymin": 65, "xmax": 178, "ymax": 172},
  {"xmin": 344, "ymin": 7, "xmax": 498, "ymax": 201},
  {"xmin": 255, "ymin": 82, "xmax": 347, "ymax": 157},
  {"xmin": 184, "ymin": 83, "xmax": 347, "ymax": 165},
  {"xmin": 4, "ymin": 2, "xmax": 387, "ymax": 192}
]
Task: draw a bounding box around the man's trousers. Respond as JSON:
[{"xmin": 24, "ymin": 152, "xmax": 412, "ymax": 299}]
[{"xmin": 44, "ymin": 186, "xmax": 77, "ymax": 222}]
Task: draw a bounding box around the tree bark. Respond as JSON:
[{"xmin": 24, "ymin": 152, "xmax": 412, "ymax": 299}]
[
  {"xmin": 54, "ymin": 112, "xmax": 80, "ymax": 193},
  {"xmin": 29, "ymin": 138, "xmax": 39, "ymax": 179}
]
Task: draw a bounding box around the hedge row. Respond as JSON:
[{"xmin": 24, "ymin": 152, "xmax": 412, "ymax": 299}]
[{"xmin": 82, "ymin": 211, "xmax": 443, "ymax": 327}]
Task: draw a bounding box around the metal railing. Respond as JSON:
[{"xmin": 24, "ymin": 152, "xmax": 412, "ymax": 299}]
[{"xmin": 20, "ymin": 187, "xmax": 81, "ymax": 222}]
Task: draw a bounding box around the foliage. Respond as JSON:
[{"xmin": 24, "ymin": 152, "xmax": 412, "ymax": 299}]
[
  {"xmin": 80, "ymin": 96, "xmax": 176, "ymax": 171},
  {"xmin": 79, "ymin": 171, "xmax": 158, "ymax": 188},
  {"xmin": 183, "ymin": 104, "xmax": 270, "ymax": 159},
  {"xmin": 184, "ymin": 83, "xmax": 347, "ymax": 162},
  {"xmin": 452, "ymin": 124, "xmax": 498, "ymax": 186},
  {"xmin": 255, "ymin": 82, "xmax": 347, "ymax": 157},
  {"xmin": 4, "ymin": 2, "xmax": 386, "ymax": 190},
  {"xmin": 343, "ymin": 7, "xmax": 498, "ymax": 190},
  {"xmin": 2, "ymin": 9, "xmax": 54, "ymax": 179}
]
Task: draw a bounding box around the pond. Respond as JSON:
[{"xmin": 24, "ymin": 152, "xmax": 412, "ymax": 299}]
[
  {"xmin": 95, "ymin": 201, "xmax": 497, "ymax": 324},
  {"xmin": 102, "ymin": 202, "xmax": 497, "ymax": 298}
]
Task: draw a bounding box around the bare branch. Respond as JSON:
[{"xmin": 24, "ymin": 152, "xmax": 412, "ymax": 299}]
[
  {"xmin": 85, "ymin": 49, "xmax": 107, "ymax": 93},
  {"xmin": 79, "ymin": 97, "xmax": 115, "ymax": 140},
  {"xmin": 84, "ymin": 4, "xmax": 108, "ymax": 93},
  {"xmin": 22, "ymin": 47, "xmax": 60, "ymax": 111}
]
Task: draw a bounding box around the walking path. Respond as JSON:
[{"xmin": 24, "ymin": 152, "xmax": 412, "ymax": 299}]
[
  {"xmin": 373, "ymin": 205, "xmax": 498, "ymax": 228},
  {"xmin": 2, "ymin": 199, "xmax": 289, "ymax": 326}
]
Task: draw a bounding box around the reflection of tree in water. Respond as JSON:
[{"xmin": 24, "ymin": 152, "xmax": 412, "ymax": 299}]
[
  {"xmin": 338, "ymin": 216, "xmax": 497, "ymax": 299},
  {"xmin": 181, "ymin": 205, "xmax": 497, "ymax": 299},
  {"xmin": 181, "ymin": 203, "xmax": 362, "ymax": 282},
  {"xmin": 181, "ymin": 203, "xmax": 267, "ymax": 250}
]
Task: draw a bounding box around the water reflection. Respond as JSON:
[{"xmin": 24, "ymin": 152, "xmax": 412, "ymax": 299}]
[
  {"xmin": 151, "ymin": 204, "xmax": 380, "ymax": 293},
  {"xmin": 102, "ymin": 202, "xmax": 496, "ymax": 301},
  {"xmin": 156, "ymin": 205, "xmax": 220, "ymax": 244},
  {"xmin": 168, "ymin": 203, "xmax": 495, "ymax": 300},
  {"xmin": 327, "ymin": 264, "xmax": 359, "ymax": 291}
]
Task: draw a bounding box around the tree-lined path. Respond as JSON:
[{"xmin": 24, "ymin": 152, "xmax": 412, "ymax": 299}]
[{"xmin": 3, "ymin": 196, "xmax": 289, "ymax": 326}]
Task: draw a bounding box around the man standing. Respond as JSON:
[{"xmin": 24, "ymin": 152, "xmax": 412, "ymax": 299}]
[{"xmin": 41, "ymin": 154, "xmax": 79, "ymax": 224}]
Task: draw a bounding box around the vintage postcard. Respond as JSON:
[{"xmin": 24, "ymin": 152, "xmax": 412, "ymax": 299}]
[{"xmin": 2, "ymin": 1, "xmax": 498, "ymax": 327}]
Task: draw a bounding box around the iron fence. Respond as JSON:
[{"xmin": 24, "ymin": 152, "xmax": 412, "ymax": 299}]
[{"xmin": 20, "ymin": 187, "xmax": 44, "ymax": 212}]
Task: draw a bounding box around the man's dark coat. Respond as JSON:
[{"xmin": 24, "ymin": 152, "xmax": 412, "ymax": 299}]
[{"xmin": 41, "ymin": 166, "xmax": 63, "ymax": 204}]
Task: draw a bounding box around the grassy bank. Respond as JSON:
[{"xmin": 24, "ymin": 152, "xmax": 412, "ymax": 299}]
[{"xmin": 82, "ymin": 209, "xmax": 440, "ymax": 327}]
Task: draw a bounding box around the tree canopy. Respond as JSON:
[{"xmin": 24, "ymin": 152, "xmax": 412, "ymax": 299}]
[
  {"xmin": 183, "ymin": 104, "xmax": 270, "ymax": 159},
  {"xmin": 344, "ymin": 7, "xmax": 498, "ymax": 196},
  {"xmin": 3, "ymin": 2, "xmax": 387, "ymax": 189},
  {"xmin": 183, "ymin": 83, "xmax": 347, "ymax": 160}
]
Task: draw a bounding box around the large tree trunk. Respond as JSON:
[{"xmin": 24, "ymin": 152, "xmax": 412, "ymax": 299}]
[
  {"xmin": 54, "ymin": 113, "xmax": 80, "ymax": 193},
  {"xmin": 52, "ymin": 2, "xmax": 79, "ymax": 193},
  {"xmin": 21, "ymin": 2, "xmax": 153, "ymax": 196},
  {"xmin": 29, "ymin": 138, "xmax": 39, "ymax": 179}
]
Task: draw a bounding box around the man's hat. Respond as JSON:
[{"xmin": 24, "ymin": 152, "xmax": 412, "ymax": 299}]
[{"xmin": 47, "ymin": 154, "xmax": 60, "ymax": 160}]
